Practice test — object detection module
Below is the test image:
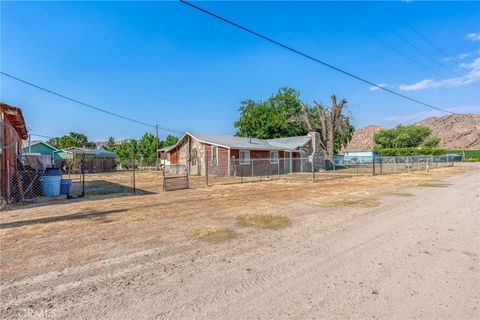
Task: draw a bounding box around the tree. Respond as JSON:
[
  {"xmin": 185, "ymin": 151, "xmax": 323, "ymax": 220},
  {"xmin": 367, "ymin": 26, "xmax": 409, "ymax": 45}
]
[
  {"xmin": 113, "ymin": 139, "xmax": 137, "ymax": 168},
  {"xmin": 162, "ymin": 134, "xmax": 179, "ymax": 148},
  {"xmin": 373, "ymin": 125, "xmax": 439, "ymax": 149},
  {"xmin": 106, "ymin": 137, "xmax": 115, "ymax": 150},
  {"xmin": 234, "ymin": 87, "xmax": 305, "ymax": 138},
  {"xmin": 233, "ymin": 88, "xmax": 354, "ymax": 165},
  {"xmin": 137, "ymin": 133, "xmax": 158, "ymax": 163},
  {"xmin": 302, "ymin": 95, "xmax": 350, "ymax": 166},
  {"xmin": 47, "ymin": 132, "xmax": 96, "ymax": 149}
]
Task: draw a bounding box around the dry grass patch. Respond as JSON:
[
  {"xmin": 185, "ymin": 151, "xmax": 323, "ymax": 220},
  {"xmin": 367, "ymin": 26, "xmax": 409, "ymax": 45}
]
[
  {"xmin": 417, "ymin": 182, "xmax": 450, "ymax": 188},
  {"xmin": 327, "ymin": 197, "xmax": 380, "ymax": 208},
  {"xmin": 236, "ymin": 214, "xmax": 291, "ymax": 230},
  {"xmin": 190, "ymin": 227, "xmax": 237, "ymax": 243},
  {"xmin": 385, "ymin": 192, "xmax": 415, "ymax": 197}
]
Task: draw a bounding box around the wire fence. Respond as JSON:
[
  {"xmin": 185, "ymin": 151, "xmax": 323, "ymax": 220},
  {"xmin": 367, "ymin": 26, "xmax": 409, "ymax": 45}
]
[
  {"xmin": 203, "ymin": 155, "xmax": 455, "ymax": 186},
  {"xmin": 1, "ymin": 153, "xmax": 456, "ymax": 211}
]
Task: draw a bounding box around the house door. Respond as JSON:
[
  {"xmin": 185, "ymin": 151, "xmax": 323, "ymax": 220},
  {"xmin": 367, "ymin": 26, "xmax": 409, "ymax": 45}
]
[
  {"xmin": 284, "ymin": 151, "xmax": 291, "ymax": 173},
  {"xmin": 170, "ymin": 150, "xmax": 178, "ymax": 164}
]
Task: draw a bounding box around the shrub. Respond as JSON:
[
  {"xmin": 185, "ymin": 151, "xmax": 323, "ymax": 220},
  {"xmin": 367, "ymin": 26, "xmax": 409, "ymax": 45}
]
[{"xmin": 376, "ymin": 148, "xmax": 446, "ymax": 156}]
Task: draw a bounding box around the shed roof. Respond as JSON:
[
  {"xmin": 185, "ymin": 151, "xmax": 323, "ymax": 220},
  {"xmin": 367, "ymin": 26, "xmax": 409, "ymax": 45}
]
[
  {"xmin": 1, "ymin": 103, "xmax": 28, "ymax": 139},
  {"xmin": 56, "ymin": 147, "xmax": 115, "ymax": 157},
  {"xmin": 21, "ymin": 140, "xmax": 59, "ymax": 151}
]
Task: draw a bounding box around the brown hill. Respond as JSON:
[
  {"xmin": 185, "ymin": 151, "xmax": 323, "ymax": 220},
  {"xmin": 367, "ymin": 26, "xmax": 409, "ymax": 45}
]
[
  {"xmin": 341, "ymin": 125, "xmax": 384, "ymax": 152},
  {"xmin": 417, "ymin": 114, "xmax": 480, "ymax": 149},
  {"xmin": 342, "ymin": 114, "xmax": 480, "ymax": 152}
]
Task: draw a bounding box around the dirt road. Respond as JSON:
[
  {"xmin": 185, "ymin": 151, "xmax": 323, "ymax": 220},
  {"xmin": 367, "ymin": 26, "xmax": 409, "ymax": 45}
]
[{"xmin": 1, "ymin": 166, "xmax": 479, "ymax": 319}]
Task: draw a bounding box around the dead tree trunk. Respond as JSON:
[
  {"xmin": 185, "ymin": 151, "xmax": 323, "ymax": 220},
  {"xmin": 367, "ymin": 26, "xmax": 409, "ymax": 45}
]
[{"xmin": 303, "ymin": 95, "xmax": 347, "ymax": 170}]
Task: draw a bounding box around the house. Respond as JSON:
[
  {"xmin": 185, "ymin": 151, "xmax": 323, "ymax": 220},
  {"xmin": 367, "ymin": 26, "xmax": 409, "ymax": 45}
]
[
  {"xmin": 159, "ymin": 132, "xmax": 324, "ymax": 176},
  {"xmin": 22, "ymin": 141, "xmax": 59, "ymax": 157},
  {"xmin": 1, "ymin": 103, "xmax": 28, "ymax": 203},
  {"xmin": 342, "ymin": 151, "xmax": 379, "ymax": 164},
  {"xmin": 21, "ymin": 141, "xmax": 59, "ymax": 168},
  {"xmin": 54, "ymin": 147, "xmax": 116, "ymax": 171}
]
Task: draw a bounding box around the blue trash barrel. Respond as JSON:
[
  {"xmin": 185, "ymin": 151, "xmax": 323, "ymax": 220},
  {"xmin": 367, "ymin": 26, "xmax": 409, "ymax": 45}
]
[
  {"xmin": 41, "ymin": 168, "xmax": 62, "ymax": 196},
  {"xmin": 60, "ymin": 179, "xmax": 72, "ymax": 195}
]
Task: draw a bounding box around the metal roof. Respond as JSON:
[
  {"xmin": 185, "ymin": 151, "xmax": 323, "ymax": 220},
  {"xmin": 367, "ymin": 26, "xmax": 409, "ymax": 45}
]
[
  {"xmin": 162, "ymin": 132, "xmax": 311, "ymax": 152},
  {"xmin": 266, "ymin": 136, "xmax": 311, "ymax": 150},
  {"xmin": 21, "ymin": 140, "xmax": 59, "ymax": 151},
  {"xmin": 56, "ymin": 147, "xmax": 115, "ymax": 157}
]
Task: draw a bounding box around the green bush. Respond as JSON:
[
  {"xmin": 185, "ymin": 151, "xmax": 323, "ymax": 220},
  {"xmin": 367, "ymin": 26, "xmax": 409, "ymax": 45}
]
[
  {"xmin": 443, "ymin": 150, "xmax": 480, "ymax": 160},
  {"xmin": 376, "ymin": 148, "xmax": 446, "ymax": 156}
]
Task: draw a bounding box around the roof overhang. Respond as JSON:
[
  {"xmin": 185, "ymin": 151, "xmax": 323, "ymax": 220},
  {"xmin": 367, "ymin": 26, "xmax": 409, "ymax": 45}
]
[{"xmin": 1, "ymin": 103, "xmax": 28, "ymax": 139}]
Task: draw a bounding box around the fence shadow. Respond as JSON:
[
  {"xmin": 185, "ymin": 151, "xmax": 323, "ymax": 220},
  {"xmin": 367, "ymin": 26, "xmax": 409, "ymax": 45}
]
[
  {"xmin": 0, "ymin": 208, "xmax": 128, "ymax": 229},
  {"xmin": 79, "ymin": 179, "xmax": 156, "ymax": 197}
]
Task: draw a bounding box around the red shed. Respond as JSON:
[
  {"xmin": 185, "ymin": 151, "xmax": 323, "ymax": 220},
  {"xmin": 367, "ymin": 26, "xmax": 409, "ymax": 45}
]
[{"xmin": 1, "ymin": 103, "xmax": 28, "ymax": 204}]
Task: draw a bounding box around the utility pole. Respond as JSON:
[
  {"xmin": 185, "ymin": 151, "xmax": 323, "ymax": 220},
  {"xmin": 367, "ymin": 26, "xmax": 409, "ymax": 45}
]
[{"xmin": 155, "ymin": 124, "xmax": 159, "ymax": 170}]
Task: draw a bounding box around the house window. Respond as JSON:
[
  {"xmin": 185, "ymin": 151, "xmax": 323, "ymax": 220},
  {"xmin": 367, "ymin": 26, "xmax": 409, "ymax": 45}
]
[
  {"xmin": 211, "ymin": 146, "xmax": 218, "ymax": 166},
  {"xmin": 270, "ymin": 151, "xmax": 279, "ymax": 164},
  {"xmin": 239, "ymin": 150, "xmax": 250, "ymax": 165},
  {"xmin": 191, "ymin": 149, "xmax": 197, "ymax": 166}
]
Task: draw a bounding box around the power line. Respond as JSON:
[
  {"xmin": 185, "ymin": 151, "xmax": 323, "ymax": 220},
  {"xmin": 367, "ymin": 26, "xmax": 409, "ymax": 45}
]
[
  {"xmin": 353, "ymin": 2, "xmax": 461, "ymax": 78},
  {"xmin": 378, "ymin": 1, "xmax": 461, "ymax": 67},
  {"xmin": 179, "ymin": 0, "xmax": 455, "ymax": 115},
  {"xmin": 30, "ymin": 133, "xmax": 55, "ymax": 140},
  {"xmin": 320, "ymin": 1, "xmax": 444, "ymax": 78},
  {"xmin": 0, "ymin": 71, "xmax": 184, "ymax": 134}
]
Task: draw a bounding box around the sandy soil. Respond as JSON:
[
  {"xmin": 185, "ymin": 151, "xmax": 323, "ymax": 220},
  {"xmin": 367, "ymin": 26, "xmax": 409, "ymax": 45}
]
[{"xmin": 0, "ymin": 165, "xmax": 479, "ymax": 319}]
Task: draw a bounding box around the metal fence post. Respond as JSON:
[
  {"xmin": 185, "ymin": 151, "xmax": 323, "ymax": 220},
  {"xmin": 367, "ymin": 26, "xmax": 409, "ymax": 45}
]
[
  {"xmin": 132, "ymin": 151, "xmax": 136, "ymax": 194},
  {"xmin": 372, "ymin": 156, "xmax": 376, "ymax": 176},
  {"xmin": 312, "ymin": 159, "xmax": 315, "ymax": 183},
  {"xmin": 81, "ymin": 153, "xmax": 85, "ymax": 198},
  {"xmin": 251, "ymin": 159, "xmax": 254, "ymax": 178}
]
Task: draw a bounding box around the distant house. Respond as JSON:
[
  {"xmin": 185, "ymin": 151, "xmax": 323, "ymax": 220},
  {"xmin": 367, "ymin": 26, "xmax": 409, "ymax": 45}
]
[
  {"xmin": 343, "ymin": 151, "xmax": 378, "ymax": 158},
  {"xmin": 54, "ymin": 147, "xmax": 116, "ymax": 171},
  {"xmin": 1, "ymin": 103, "xmax": 28, "ymax": 203},
  {"xmin": 22, "ymin": 141, "xmax": 59, "ymax": 156},
  {"xmin": 342, "ymin": 151, "xmax": 379, "ymax": 164},
  {"xmin": 159, "ymin": 131, "xmax": 324, "ymax": 176}
]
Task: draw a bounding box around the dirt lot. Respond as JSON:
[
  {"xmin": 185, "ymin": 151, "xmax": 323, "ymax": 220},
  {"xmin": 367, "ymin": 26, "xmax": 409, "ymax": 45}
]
[{"xmin": 0, "ymin": 164, "xmax": 479, "ymax": 319}]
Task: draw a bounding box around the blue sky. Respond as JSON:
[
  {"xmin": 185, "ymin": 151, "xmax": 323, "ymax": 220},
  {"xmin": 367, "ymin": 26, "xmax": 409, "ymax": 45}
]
[{"xmin": 1, "ymin": 1, "xmax": 479, "ymax": 141}]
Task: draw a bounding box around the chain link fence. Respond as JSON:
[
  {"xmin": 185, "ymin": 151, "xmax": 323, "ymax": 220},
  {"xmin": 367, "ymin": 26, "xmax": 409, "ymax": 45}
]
[
  {"xmin": 204, "ymin": 155, "xmax": 456, "ymax": 186},
  {"xmin": 1, "ymin": 152, "xmax": 456, "ymax": 210},
  {"xmin": 0, "ymin": 152, "xmax": 150, "ymax": 210}
]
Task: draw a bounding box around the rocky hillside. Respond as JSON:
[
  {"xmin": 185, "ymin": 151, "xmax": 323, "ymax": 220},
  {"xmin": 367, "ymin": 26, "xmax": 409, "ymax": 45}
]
[
  {"xmin": 416, "ymin": 114, "xmax": 480, "ymax": 149},
  {"xmin": 341, "ymin": 125, "xmax": 384, "ymax": 152},
  {"xmin": 342, "ymin": 114, "xmax": 480, "ymax": 152}
]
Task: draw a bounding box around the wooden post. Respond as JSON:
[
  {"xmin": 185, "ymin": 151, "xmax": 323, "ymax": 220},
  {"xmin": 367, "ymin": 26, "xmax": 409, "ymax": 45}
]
[
  {"xmin": 155, "ymin": 124, "xmax": 159, "ymax": 170},
  {"xmin": 14, "ymin": 156, "xmax": 25, "ymax": 202},
  {"xmin": 205, "ymin": 153, "xmax": 209, "ymax": 187},
  {"xmin": 132, "ymin": 151, "xmax": 136, "ymax": 194}
]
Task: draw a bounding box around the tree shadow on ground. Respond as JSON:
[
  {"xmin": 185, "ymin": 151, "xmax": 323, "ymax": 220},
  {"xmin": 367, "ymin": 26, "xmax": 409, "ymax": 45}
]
[
  {"xmin": 0, "ymin": 208, "xmax": 128, "ymax": 229},
  {"xmin": 3, "ymin": 180, "xmax": 156, "ymax": 212}
]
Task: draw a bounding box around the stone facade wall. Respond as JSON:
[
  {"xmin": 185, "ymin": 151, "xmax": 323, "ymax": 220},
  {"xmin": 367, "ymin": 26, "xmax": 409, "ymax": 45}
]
[
  {"xmin": 306, "ymin": 132, "xmax": 325, "ymax": 170},
  {"xmin": 172, "ymin": 136, "xmax": 207, "ymax": 176}
]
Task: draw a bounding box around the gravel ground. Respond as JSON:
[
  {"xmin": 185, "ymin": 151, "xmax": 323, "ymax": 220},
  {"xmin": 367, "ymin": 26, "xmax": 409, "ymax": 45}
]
[{"xmin": 0, "ymin": 165, "xmax": 478, "ymax": 319}]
